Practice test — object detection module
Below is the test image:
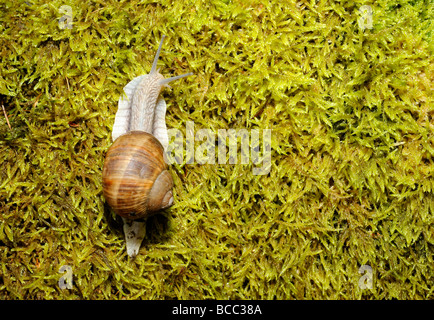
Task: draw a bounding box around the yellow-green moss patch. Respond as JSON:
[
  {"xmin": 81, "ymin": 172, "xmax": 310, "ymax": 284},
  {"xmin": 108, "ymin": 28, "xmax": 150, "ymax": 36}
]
[{"xmin": 0, "ymin": 0, "xmax": 433, "ymax": 299}]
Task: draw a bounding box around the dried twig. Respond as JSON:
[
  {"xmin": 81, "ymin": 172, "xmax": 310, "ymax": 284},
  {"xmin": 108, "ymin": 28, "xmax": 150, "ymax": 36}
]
[
  {"xmin": 66, "ymin": 76, "xmax": 70, "ymax": 91},
  {"xmin": 32, "ymin": 93, "xmax": 42, "ymax": 108},
  {"xmin": 2, "ymin": 104, "xmax": 11, "ymax": 130}
]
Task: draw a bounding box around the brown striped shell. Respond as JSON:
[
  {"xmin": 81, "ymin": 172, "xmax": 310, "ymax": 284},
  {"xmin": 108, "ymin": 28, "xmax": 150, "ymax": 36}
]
[{"xmin": 102, "ymin": 131, "xmax": 174, "ymax": 220}]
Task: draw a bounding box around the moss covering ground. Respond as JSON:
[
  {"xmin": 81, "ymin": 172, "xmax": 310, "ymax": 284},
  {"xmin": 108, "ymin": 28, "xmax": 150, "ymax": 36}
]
[{"xmin": 0, "ymin": 0, "xmax": 433, "ymax": 299}]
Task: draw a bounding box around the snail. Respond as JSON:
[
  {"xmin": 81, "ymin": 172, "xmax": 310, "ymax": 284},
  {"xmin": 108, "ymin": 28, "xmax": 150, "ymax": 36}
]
[{"xmin": 102, "ymin": 35, "xmax": 193, "ymax": 257}]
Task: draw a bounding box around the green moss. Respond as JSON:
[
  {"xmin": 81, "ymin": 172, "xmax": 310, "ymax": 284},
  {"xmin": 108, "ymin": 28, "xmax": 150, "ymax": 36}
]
[{"xmin": 0, "ymin": 0, "xmax": 433, "ymax": 299}]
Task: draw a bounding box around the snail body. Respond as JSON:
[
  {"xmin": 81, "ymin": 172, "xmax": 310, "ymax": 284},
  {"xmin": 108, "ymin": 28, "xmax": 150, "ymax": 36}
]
[{"xmin": 102, "ymin": 35, "xmax": 192, "ymax": 256}]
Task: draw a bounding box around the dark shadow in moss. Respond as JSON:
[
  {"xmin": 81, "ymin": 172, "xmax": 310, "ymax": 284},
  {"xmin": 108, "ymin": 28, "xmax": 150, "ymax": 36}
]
[
  {"xmin": 144, "ymin": 211, "xmax": 172, "ymax": 245},
  {"xmin": 103, "ymin": 201, "xmax": 172, "ymax": 245},
  {"xmin": 103, "ymin": 202, "xmax": 123, "ymax": 237}
]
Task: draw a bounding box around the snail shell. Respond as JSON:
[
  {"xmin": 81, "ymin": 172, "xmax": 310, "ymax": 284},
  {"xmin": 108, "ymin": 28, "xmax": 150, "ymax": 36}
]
[{"xmin": 102, "ymin": 131, "xmax": 173, "ymax": 220}]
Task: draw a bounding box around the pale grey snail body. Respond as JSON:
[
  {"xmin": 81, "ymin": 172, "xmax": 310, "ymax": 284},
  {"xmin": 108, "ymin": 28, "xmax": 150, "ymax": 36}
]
[{"xmin": 102, "ymin": 35, "xmax": 192, "ymax": 256}]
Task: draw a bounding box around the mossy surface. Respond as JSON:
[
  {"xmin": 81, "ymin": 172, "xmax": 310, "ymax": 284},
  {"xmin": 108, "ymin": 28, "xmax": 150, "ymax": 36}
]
[{"xmin": 0, "ymin": 0, "xmax": 433, "ymax": 299}]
